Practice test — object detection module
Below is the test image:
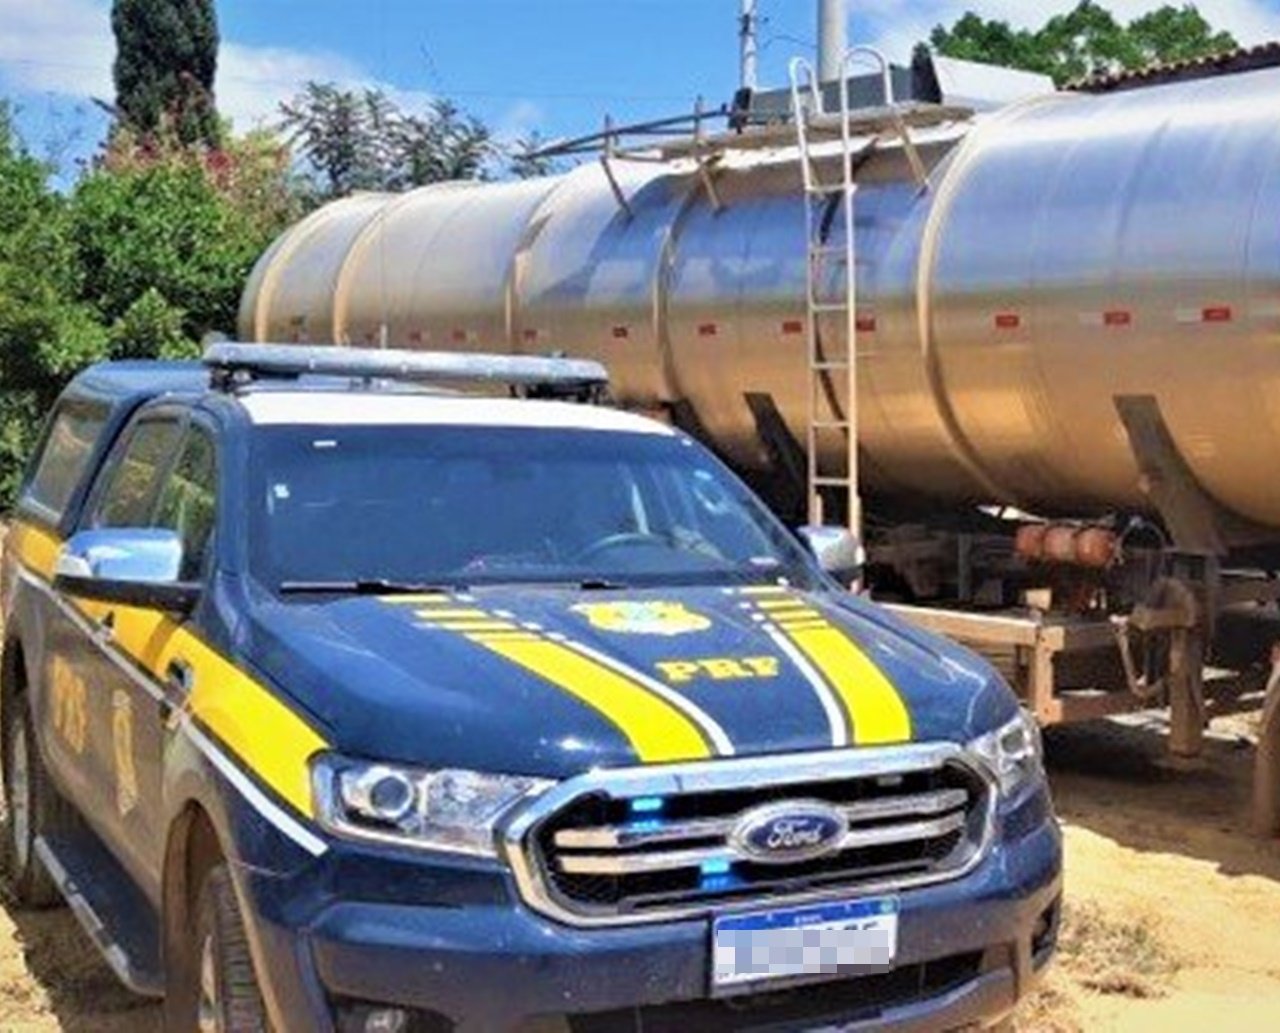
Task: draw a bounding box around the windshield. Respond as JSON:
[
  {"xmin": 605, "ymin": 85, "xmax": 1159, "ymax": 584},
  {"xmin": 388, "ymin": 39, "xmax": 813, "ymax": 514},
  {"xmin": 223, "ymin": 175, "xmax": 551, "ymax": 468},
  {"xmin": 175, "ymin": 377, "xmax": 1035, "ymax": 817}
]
[{"xmin": 249, "ymin": 424, "xmax": 821, "ymax": 591}]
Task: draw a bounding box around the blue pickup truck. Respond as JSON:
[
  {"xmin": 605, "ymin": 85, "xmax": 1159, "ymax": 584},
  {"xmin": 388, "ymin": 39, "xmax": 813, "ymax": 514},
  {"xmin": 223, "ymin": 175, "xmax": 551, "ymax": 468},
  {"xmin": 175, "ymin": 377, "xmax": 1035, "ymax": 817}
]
[{"xmin": 0, "ymin": 345, "xmax": 1060, "ymax": 1032}]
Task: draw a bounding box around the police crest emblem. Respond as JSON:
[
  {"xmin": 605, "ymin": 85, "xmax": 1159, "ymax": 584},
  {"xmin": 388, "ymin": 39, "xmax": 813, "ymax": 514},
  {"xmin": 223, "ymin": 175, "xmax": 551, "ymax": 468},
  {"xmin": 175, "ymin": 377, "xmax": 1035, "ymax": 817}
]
[{"xmin": 571, "ymin": 601, "xmax": 711, "ymax": 637}]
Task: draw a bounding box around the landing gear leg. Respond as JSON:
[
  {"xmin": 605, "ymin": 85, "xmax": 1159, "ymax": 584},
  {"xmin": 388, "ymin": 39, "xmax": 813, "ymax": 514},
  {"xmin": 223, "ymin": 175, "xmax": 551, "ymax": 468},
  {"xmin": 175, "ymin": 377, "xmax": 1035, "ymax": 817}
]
[{"xmin": 1253, "ymin": 645, "xmax": 1280, "ymax": 837}]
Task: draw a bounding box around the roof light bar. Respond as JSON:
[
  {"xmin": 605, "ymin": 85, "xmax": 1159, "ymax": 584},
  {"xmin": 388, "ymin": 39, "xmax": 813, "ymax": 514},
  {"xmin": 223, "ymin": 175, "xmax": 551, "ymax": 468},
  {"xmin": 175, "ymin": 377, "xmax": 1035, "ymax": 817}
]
[{"xmin": 204, "ymin": 343, "xmax": 609, "ymax": 394}]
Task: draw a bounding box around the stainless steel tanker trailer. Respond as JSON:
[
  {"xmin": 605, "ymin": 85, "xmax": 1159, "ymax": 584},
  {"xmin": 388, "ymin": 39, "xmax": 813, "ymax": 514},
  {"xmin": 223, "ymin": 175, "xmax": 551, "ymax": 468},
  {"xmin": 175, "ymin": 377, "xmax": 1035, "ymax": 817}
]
[{"xmin": 239, "ymin": 49, "xmax": 1280, "ymax": 829}]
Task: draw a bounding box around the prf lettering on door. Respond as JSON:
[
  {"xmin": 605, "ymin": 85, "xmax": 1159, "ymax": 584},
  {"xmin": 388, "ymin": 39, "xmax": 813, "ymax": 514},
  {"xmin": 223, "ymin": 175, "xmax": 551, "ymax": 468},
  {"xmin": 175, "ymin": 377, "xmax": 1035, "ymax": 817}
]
[{"xmin": 50, "ymin": 656, "xmax": 89, "ymax": 753}]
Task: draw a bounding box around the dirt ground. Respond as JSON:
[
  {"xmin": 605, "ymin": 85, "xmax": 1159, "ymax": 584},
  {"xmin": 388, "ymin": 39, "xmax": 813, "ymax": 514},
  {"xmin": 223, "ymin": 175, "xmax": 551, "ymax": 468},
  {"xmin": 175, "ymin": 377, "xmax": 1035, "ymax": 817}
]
[{"xmin": 0, "ymin": 707, "xmax": 1277, "ymax": 1030}]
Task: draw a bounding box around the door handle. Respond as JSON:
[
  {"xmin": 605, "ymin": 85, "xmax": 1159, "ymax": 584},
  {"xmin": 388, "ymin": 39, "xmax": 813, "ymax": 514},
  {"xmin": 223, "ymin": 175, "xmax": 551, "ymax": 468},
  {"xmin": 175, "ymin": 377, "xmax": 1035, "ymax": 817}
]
[
  {"xmin": 96, "ymin": 609, "xmax": 116, "ymax": 644},
  {"xmin": 165, "ymin": 659, "xmax": 194, "ymax": 697}
]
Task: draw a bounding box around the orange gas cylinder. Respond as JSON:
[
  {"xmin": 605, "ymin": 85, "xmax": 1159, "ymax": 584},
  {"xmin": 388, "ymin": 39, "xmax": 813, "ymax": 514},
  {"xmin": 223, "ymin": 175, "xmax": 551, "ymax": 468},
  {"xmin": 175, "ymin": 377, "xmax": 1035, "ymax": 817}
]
[
  {"xmin": 1014, "ymin": 523, "xmax": 1049, "ymax": 562},
  {"xmin": 1075, "ymin": 527, "xmax": 1119, "ymax": 569},
  {"xmin": 1042, "ymin": 525, "xmax": 1079, "ymax": 565}
]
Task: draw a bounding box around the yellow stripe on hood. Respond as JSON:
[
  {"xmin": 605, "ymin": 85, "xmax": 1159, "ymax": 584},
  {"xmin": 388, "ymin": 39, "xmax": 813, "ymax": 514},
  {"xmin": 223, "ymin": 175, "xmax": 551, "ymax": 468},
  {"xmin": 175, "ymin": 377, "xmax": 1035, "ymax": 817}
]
[
  {"xmin": 476, "ymin": 635, "xmax": 715, "ymax": 763},
  {"xmin": 746, "ymin": 589, "xmax": 912, "ymax": 746}
]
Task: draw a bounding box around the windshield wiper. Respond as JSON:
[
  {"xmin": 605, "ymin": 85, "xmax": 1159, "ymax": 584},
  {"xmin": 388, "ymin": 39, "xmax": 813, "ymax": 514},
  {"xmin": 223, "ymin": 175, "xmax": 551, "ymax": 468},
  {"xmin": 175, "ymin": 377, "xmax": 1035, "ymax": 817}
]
[
  {"xmin": 577, "ymin": 577, "xmax": 630, "ymax": 590},
  {"xmin": 279, "ymin": 579, "xmax": 466, "ymax": 596}
]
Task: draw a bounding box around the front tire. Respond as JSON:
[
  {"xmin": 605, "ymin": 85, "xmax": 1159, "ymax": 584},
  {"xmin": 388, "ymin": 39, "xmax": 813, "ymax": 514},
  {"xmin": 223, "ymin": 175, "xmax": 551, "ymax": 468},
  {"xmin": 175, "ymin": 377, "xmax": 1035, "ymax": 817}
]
[
  {"xmin": 188, "ymin": 862, "xmax": 268, "ymax": 1033},
  {"xmin": 1, "ymin": 694, "xmax": 67, "ymax": 907}
]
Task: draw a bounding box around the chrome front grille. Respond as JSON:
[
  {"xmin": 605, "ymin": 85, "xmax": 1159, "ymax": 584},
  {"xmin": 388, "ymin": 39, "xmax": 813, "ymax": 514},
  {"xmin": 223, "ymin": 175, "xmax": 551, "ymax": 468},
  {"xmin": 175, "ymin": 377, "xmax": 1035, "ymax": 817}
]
[{"xmin": 504, "ymin": 744, "xmax": 995, "ymax": 927}]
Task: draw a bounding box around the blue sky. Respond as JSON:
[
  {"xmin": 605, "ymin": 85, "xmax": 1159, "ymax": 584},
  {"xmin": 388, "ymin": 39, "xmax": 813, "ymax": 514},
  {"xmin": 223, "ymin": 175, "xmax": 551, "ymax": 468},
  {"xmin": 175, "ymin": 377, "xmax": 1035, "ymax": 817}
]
[{"xmin": 4, "ymin": 0, "xmax": 1280, "ymax": 173}]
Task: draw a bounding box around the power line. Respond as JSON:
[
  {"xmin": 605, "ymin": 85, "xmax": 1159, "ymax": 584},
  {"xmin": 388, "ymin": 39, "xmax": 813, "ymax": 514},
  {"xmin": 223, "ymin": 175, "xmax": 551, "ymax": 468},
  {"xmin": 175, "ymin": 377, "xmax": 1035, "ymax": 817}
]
[{"xmin": 0, "ymin": 55, "xmax": 694, "ymax": 104}]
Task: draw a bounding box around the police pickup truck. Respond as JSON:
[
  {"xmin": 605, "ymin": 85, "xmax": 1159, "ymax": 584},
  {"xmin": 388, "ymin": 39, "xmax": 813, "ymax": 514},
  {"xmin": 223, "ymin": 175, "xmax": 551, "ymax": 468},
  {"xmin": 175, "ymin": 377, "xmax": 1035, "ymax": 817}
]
[{"xmin": 0, "ymin": 345, "xmax": 1060, "ymax": 1033}]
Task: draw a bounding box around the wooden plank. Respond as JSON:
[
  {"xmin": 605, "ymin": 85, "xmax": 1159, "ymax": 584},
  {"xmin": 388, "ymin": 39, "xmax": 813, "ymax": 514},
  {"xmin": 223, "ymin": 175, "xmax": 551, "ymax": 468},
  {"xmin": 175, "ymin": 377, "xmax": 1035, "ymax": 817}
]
[
  {"xmin": 1043, "ymin": 691, "xmax": 1139, "ymax": 725},
  {"xmin": 883, "ymin": 605, "xmax": 1044, "ymax": 647}
]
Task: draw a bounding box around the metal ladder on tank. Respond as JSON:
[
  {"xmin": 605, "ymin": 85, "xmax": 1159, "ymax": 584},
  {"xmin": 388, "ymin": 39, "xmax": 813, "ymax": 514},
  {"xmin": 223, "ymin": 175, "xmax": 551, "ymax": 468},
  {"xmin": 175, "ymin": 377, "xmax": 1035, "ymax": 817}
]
[{"xmin": 788, "ymin": 48, "xmax": 897, "ymax": 537}]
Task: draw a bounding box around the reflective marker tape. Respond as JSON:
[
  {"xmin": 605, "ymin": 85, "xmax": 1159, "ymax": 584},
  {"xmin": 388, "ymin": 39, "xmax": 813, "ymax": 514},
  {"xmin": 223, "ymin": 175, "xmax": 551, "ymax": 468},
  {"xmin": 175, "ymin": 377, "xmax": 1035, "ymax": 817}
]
[
  {"xmin": 1081, "ymin": 310, "xmax": 1132, "ymax": 327},
  {"xmin": 1177, "ymin": 306, "xmax": 1235, "ymax": 324},
  {"xmin": 427, "ymin": 621, "xmax": 520, "ymax": 633}
]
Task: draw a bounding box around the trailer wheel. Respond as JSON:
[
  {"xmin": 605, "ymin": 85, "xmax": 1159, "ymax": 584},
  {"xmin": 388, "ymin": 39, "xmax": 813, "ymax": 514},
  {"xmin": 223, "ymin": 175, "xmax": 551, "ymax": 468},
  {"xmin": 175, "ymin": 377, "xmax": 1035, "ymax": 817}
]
[
  {"xmin": 0, "ymin": 694, "xmax": 68, "ymax": 908},
  {"xmin": 186, "ymin": 862, "xmax": 268, "ymax": 1033}
]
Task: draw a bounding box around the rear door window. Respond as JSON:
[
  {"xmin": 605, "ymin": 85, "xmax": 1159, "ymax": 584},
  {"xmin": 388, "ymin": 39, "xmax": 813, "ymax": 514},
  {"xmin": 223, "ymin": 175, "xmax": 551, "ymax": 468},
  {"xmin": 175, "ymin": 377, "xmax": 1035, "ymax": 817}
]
[{"xmin": 22, "ymin": 402, "xmax": 109, "ymax": 522}]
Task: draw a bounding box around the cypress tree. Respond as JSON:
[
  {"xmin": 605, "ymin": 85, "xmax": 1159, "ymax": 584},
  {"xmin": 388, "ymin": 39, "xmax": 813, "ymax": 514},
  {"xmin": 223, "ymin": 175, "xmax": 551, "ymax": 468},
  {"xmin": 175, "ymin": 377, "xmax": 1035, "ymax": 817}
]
[{"xmin": 111, "ymin": 0, "xmax": 221, "ymax": 146}]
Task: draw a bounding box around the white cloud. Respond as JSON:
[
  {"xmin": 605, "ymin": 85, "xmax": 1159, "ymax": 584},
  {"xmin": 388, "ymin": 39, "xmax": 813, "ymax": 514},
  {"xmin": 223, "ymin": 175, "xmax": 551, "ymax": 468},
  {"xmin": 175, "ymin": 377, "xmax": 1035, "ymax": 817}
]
[
  {"xmin": 858, "ymin": 0, "xmax": 1280, "ymax": 62},
  {"xmin": 217, "ymin": 42, "xmax": 370, "ymax": 131},
  {"xmin": 0, "ymin": 0, "xmax": 433, "ymax": 133},
  {"xmin": 493, "ymin": 99, "xmax": 545, "ymax": 145}
]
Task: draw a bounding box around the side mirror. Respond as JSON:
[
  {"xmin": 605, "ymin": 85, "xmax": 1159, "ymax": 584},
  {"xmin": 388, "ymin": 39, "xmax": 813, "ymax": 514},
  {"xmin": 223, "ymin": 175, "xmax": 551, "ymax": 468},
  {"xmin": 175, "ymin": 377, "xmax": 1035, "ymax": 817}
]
[
  {"xmin": 53, "ymin": 528, "xmax": 201, "ymax": 615},
  {"xmin": 797, "ymin": 525, "xmax": 865, "ymax": 586}
]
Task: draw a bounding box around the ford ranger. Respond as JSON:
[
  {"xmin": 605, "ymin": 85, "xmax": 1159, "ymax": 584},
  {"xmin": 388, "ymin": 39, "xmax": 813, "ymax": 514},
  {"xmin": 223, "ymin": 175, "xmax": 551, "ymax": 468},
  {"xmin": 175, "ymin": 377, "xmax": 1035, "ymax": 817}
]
[{"xmin": 0, "ymin": 344, "xmax": 1060, "ymax": 1032}]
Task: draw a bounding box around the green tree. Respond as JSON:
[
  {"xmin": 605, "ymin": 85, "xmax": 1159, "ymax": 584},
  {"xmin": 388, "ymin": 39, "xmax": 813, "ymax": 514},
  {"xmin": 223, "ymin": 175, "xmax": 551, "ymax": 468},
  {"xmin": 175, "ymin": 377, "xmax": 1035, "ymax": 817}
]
[
  {"xmin": 0, "ymin": 105, "xmax": 108, "ymax": 501},
  {"xmin": 0, "ymin": 111, "xmax": 295, "ymax": 504},
  {"xmin": 112, "ymin": 0, "xmax": 221, "ymax": 146},
  {"xmin": 281, "ymin": 83, "xmax": 494, "ymax": 200},
  {"xmin": 74, "ymin": 131, "xmax": 297, "ymax": 353},
  {"xmin": 396, "ymin": 100, "xmax": 492, "ymax": 186},
  {"xmin": 1128, "ymin": 6, "xmax": 1237, "ymax": 65},
  {"xmin": 930, "ymin": 2, "xmax": 1238, "ymax": 85},
  {"xmin": 508, "ymin": 131, "xmax": 562, "ymax": 180}
]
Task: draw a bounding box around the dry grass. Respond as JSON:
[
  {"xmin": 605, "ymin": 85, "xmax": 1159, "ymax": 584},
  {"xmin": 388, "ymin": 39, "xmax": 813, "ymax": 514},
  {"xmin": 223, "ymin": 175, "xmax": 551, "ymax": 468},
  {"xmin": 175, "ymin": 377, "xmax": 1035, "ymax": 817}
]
[
  {"xmin": 1014, "ymin": 899, "xmax": 1181, "ymax": 1030},
  {"xmin": 1015, "ymin": 978, "xmax": 1084, "ymax": 1032},
  {"xmin": 1055, "ymin": 900, "xmax": 1180, "ymax": 999}
]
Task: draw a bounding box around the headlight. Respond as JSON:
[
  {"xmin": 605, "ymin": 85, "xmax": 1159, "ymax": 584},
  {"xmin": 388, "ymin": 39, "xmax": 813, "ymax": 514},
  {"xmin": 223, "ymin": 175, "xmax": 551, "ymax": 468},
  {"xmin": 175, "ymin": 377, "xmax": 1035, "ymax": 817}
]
[
  {"xmin": 965, "ymin": 709, "xmax": 1044, "ymax": 796},
  {"xmin": 311, "ymin": 754, "xmax": 553, "ymax": 857}
]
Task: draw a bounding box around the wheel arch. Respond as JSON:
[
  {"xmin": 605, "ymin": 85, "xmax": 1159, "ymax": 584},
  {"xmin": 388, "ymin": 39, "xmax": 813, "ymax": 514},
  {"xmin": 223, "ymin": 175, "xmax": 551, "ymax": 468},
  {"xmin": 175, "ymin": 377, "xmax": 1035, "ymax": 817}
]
[
  {"xmin": 162, "ymin": 801, "xmax": 222, "ymax": 964},
  {"xmin": 1, "ymin": 634, "xmax": 26, "ymax": 736}
]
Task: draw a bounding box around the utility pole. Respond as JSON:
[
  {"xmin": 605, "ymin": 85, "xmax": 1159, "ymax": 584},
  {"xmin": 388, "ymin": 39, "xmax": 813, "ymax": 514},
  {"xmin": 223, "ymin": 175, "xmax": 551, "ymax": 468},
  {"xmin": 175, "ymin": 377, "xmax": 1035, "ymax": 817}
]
[
  {"xmin": 739, "ymin": 0, "xmax": 759, "ymax": 92},
  {"xmin": 818, "ymin": 0, "xmax": 847, "ymax": 83}
]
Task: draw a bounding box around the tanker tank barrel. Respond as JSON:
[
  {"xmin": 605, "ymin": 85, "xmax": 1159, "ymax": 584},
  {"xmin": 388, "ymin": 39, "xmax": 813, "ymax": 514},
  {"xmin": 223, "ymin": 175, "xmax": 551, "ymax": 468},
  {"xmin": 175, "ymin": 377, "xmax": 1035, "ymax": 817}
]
[{"xmin": 238, "ymin": 55, "xmax": 1280, "ymax": 535}]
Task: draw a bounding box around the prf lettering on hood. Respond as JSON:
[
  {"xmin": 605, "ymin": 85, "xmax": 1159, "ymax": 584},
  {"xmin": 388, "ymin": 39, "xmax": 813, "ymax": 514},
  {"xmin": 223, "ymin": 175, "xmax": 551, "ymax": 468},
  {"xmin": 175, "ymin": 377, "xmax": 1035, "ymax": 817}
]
[{"xmin": 656, "ymin": 656, "xmax": 781, "ymax": 684}]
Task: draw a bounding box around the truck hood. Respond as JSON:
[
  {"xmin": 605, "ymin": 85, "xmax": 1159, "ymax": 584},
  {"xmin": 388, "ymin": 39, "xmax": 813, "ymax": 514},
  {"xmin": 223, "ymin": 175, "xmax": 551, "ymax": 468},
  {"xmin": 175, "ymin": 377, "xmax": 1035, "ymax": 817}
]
[{"xmin": 248, "ymin": 584, "xmax": 1016, "ymax": 779}]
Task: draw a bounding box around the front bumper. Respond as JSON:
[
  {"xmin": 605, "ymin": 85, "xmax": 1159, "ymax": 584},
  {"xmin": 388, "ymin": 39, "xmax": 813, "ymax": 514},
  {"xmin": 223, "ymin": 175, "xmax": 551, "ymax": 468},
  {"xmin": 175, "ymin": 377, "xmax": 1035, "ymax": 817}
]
[{"xmin": 236, "ymin": 787, "xmax": 1061, "ymax": 1033}]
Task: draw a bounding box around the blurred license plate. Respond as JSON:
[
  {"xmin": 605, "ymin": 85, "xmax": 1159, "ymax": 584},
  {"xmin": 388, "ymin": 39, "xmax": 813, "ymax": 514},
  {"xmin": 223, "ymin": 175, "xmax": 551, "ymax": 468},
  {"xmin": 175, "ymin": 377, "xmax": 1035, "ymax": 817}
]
[{"xmin": 712, "ymin": 897, "xmax": 898, "ymax": 991}]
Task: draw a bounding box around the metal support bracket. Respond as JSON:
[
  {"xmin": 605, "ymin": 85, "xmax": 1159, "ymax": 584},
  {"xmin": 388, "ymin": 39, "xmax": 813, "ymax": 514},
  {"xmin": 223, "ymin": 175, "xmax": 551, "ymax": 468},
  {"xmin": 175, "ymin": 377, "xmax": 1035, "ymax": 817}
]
[
  {"xmin": 891, "ymin": 112, "xmax": 929, "ymax": 189},
  {"xmin": 1115, "ymin": 394, "xmax": 1224, "ymax": 553},
  {"xmin": 600, "ymin": 116, "xmax": 634, "ymax": 221},
  {"xmin": 695, "ymin": 157, "xmax": 724, "ymax": 214},
  {"xmin": 1114, "ymin": 394, "xmax": 1274, "ymax": 553}
]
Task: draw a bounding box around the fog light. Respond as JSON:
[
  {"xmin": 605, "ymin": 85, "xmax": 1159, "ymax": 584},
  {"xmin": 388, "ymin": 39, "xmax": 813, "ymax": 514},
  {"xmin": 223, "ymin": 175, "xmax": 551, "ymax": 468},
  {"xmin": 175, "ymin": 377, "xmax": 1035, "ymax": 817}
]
[{"xmin": 365, "ymin": 1009, "xmax": 408, "ymax": 1033}]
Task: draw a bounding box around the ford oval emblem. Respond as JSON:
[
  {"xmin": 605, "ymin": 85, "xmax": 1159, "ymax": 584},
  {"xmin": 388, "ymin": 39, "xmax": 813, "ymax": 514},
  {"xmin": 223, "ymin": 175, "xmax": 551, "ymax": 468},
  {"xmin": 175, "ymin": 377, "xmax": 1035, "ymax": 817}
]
[{"xmin": 729, "ymin": 800, "xmax": 849, "ymax": 865}]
